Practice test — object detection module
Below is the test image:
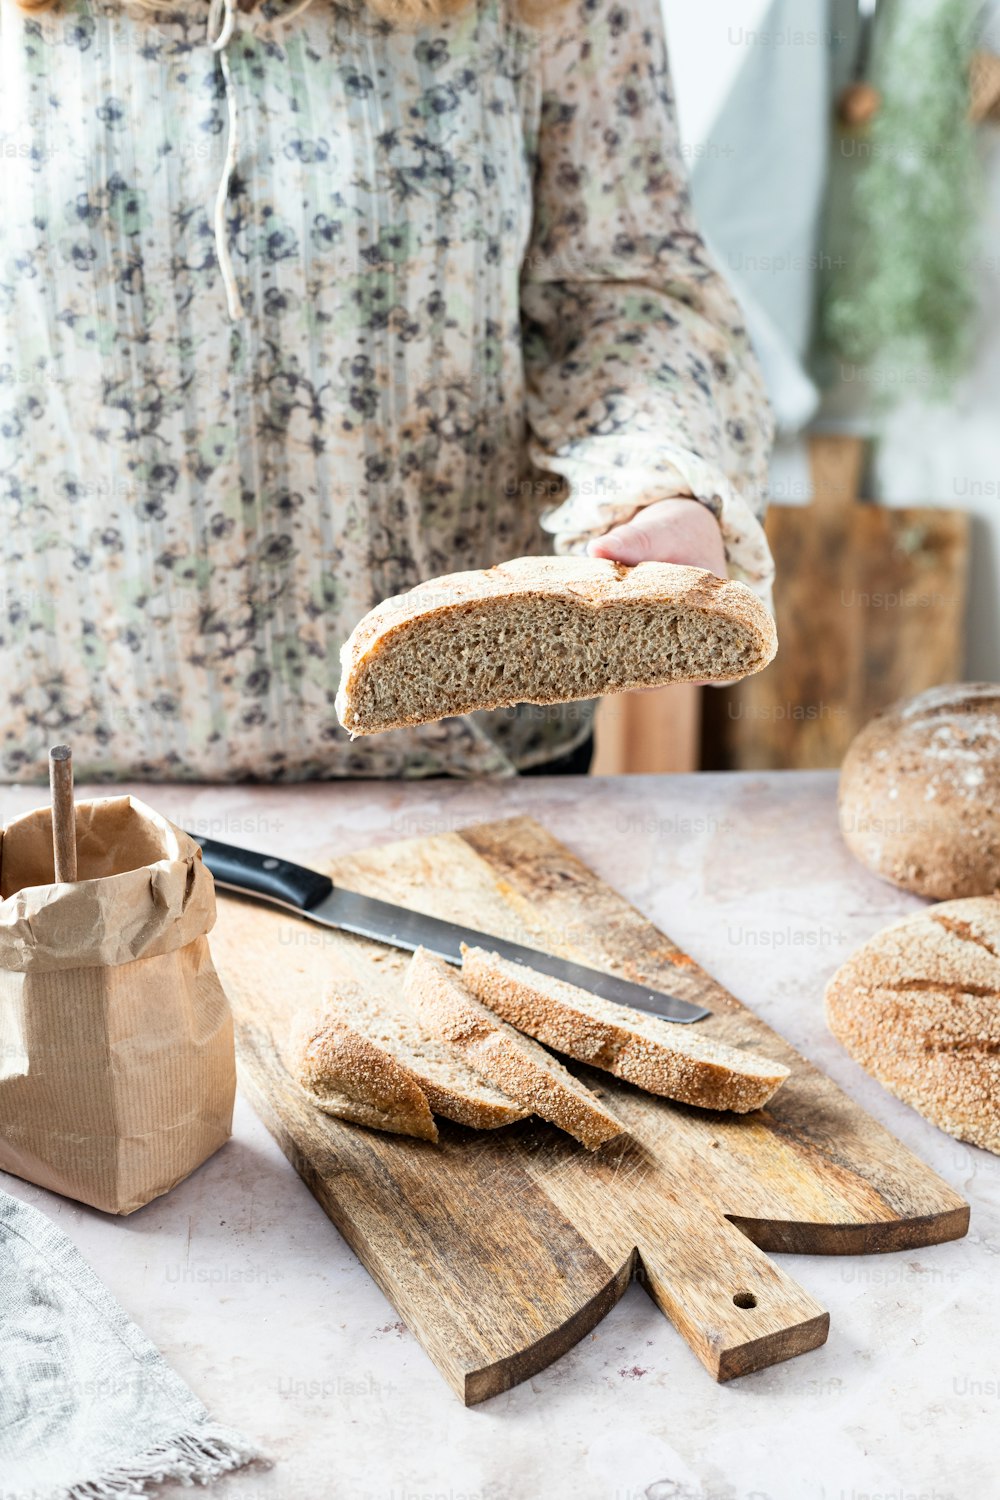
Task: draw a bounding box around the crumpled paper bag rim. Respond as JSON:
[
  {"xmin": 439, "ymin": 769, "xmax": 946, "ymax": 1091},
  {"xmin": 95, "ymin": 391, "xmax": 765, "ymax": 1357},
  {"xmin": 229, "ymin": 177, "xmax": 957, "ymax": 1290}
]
[{"xmin": 0, "ymin": 795, "xmax": 216, "ymax": 973}]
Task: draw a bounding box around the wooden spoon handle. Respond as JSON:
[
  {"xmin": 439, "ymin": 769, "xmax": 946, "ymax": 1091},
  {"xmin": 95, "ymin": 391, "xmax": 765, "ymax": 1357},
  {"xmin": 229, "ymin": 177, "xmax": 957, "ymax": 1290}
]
[{"xmin": 49, "ymin": 744, "xmax": 78, "ymax": 883}]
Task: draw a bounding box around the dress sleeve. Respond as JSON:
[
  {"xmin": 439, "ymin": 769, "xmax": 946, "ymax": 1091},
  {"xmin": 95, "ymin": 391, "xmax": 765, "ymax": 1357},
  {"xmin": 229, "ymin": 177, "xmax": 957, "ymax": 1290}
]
[{"xmin": 520, "ymin": 0, "xmax": 776, "ymax": 603}]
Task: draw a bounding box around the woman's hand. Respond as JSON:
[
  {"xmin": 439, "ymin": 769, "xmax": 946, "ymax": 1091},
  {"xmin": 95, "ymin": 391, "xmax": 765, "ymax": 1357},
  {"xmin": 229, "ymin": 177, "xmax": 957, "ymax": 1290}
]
[
  {"xmin": 588, "ymin": 497, "xmax": 730, "ymax": 690},
  {"xmin": 587, "ymin": 497, "xmax": 727, "ymax": 578}
]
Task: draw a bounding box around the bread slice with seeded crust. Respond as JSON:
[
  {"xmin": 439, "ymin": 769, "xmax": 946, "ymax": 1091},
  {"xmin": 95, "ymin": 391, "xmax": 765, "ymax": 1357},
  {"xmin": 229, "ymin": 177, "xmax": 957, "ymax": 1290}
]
[
  {"xmin": 460, "ymin": 946, "xmax": 790, "ymax": 1113},
  {"xmin": 293, "ymin": 980, "xmax": 527, "ymax": 1140},
  {"xmin": 335, "ymin": 556, "xmax": 777, "ymax": 737},
  {"xmin": 404, "ymin": 948, "xmax": 625, "ymax": 1151}
]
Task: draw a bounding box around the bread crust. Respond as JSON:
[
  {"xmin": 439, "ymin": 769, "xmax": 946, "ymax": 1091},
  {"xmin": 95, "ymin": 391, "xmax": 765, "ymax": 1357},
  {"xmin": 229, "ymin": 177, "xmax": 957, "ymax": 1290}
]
[
  {"xmin": 416, "ymin": 1075, "xmax": 526, "ymax": 1130},
  {"xmin": 825, "ymin": 895, "xmax": 1000, "ymax": 1155},
  {"xmin": 336, "ymin": 557, "xmax": 777, "ymax": 736},
  {"xmin": 294, "ymin": 1012, "xmax": 439, "ymax": 1142},
  {"xmin": 839, "ymin": 683, "xmax": 1000, "ymax": 899},
  {"xmin": 461, "ymin": 946, "xmax": 789, "ymax": 1113},
  {"xmin": 404, "ymin": 948, "xmax": 624, "ymax": 1151},
  {"xmin": 291, "ymin": 980, "xmax": 527, "ymax": 1137}
]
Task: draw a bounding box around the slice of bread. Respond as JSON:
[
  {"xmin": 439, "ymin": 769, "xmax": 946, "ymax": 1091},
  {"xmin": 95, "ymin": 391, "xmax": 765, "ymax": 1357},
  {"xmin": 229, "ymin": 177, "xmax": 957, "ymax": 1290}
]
[
  {"xmin": 460, "ymin": 946, "xmax": 790, "ymax": 1113},
  {"xmin": 404, "ymin": 948, "xmax": 625, "ymax": 1151},
  {"xmin": 336, "ymin": 556, "xmax": 777, "ymax": 736},
  {"xmin": 293, "ymin": 980, "xmax": 527, "ymax": 1140}
]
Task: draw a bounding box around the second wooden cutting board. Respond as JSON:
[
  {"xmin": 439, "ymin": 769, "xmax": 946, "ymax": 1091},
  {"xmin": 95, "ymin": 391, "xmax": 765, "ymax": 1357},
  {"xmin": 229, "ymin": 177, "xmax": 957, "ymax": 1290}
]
[{"xmin": 210, "ymin": 816, "xmax": 969, "ymax": 1404}]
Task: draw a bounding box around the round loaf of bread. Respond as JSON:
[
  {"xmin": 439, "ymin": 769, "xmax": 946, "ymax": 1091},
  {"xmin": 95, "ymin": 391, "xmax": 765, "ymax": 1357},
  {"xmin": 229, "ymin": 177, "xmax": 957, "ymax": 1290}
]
[
  {"xmin": 839, "ymin": 683, "xmax": 1000, "ymax": 899},
  {"xmin": 825, "ymin": 896, "xmax": 1000, "ymax": 1155}
]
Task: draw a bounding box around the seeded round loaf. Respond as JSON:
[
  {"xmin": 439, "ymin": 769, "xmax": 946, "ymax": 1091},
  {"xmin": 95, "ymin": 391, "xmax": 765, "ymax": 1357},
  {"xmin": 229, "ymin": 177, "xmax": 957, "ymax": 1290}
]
[
  {"xmin": 839, "ymin": 684, "xmax": 1000, "ymax": 899},
  {"xmin": 825, "ymin": 896, "xmax": 1000, "ymax": 1155}
]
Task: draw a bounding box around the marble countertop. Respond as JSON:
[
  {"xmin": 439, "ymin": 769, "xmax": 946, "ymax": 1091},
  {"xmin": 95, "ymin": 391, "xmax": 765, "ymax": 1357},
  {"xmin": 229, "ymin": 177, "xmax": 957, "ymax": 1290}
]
[{"xmin": 2, "ymin": 772, "xmax": 996, "ymax": 1500}]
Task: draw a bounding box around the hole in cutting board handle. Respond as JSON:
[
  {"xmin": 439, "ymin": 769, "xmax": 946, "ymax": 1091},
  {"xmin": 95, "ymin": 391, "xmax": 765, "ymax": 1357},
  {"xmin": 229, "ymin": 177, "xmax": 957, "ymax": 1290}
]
[{"xmin": 733, "ymin": 1291, "xmax": 757, "ymax": 1309}]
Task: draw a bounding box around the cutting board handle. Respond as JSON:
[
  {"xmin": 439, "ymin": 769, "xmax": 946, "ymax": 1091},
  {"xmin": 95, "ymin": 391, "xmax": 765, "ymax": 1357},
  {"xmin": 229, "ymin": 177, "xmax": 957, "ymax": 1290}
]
[
  {"xmin": 636, "ymin": 1209, "xmax": 829, "ymax": 1381},
  {"xmin": 808, "ymin": 433, "xmax": 867, "ymax": 516}
]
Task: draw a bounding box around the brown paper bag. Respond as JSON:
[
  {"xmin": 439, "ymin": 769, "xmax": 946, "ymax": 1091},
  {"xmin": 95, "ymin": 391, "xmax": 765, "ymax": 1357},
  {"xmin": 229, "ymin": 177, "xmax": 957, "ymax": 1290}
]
[{"xmin": 0, "ymin": 795, "xmax": 236, "ymax": 1214}]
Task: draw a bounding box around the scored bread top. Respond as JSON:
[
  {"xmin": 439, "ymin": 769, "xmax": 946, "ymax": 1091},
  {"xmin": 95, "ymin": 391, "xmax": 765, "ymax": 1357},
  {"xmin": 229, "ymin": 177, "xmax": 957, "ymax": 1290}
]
[
  {"xmin": 460, "ymin": 946, "xmax": 790, "ymax": 1114},
  {"xmin": 293, "ymin": 980, "xmax": 527, "ymax": 1136},
  {"xmin": 404, "ymin": 946, "xmax": 625, "ymax": 1151},
  {"xmin": 335, "ymin": 557, "xmax": 777, "ymax": 736},
  {"xmin": 825, "ymin": 896, "xmax": 1000, "ymax": 1155}
]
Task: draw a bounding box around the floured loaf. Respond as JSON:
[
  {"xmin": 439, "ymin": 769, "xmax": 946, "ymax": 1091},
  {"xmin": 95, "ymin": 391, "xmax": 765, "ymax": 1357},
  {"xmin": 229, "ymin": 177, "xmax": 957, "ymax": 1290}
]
[{"xmin": 839, "ymin": 683, "xmax": 1000, "ymax": 899}]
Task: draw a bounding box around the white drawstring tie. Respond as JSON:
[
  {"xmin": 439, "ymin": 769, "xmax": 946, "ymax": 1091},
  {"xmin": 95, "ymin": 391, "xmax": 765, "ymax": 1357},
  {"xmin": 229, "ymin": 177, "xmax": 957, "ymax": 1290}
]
[{"xmin": 208, "ymin": 0, "xmax": 245, "ymax": 320}]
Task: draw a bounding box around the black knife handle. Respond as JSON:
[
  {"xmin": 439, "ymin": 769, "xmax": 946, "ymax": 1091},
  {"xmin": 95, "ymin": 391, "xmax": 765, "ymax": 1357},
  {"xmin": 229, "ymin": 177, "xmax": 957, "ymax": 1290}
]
[{"xmin": 191, "ymin": 834, "xmax": 334, "ymax": 912}]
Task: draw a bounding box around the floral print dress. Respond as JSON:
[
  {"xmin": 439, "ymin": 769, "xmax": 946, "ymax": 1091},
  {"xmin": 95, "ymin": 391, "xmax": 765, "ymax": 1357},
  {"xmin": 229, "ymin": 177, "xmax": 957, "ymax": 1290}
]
[{"xmin": 0, "ymin": 0, "xmax": 774, "ymax": 782}]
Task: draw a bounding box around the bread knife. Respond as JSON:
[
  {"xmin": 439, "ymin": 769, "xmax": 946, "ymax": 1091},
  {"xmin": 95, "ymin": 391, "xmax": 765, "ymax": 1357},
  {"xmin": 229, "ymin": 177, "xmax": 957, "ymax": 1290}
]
[{"xmin": 193, "ymin": 835, "xmax": 710, "ymax": 1024}]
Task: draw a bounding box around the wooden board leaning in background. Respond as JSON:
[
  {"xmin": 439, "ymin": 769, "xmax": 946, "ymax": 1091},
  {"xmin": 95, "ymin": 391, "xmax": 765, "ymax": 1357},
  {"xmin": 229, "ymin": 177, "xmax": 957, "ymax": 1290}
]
[
  {"xmin": 703, "ymin": 434, "xmax": 970, "ymax": 770},
  {"xmin": 593, "ymin": 683, "xmax": 701, "ymax": 774}
]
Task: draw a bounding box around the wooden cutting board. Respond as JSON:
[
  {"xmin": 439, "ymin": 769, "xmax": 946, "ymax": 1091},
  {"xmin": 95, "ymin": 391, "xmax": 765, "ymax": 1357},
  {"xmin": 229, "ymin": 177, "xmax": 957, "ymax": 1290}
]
[{"xmin": 210, "ymin": 816, "xmax": 968, "ymax": 1404}]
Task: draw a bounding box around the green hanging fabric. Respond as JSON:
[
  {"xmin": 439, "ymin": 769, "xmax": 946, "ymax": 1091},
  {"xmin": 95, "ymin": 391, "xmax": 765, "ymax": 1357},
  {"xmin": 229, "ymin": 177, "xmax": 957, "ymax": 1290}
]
[{"xmin": 823, "ymin": 0, "xmax": 980, "ymax": 396}]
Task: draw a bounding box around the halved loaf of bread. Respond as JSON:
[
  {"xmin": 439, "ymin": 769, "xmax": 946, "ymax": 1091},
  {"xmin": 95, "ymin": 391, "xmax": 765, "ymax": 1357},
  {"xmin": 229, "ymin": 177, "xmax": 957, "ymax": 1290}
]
[
  {"xmin": 293, "ymin": 980, "xmax": 528, "ymax": 1141},
  {"xmin": 460, "ymin": 946, "xmax": 790, "ymax": 1113},
  {"xmin": 404, "ymin": 948, "xmax": 624, "ymax": 1150},
  {"xmin": 336, "ymin": 556, "xmax": 777, "ymax": 736}
]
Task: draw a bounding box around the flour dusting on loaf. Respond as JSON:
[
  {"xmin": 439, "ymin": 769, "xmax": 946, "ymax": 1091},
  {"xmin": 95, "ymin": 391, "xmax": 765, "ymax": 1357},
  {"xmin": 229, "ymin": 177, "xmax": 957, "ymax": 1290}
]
[
  {"xmin": 336, "ymin": 557, "xmax": 777, "ymax": 736},
  {"xmin": 839, "ymin": 683, "xmax": 1000, "ymax": 899}
]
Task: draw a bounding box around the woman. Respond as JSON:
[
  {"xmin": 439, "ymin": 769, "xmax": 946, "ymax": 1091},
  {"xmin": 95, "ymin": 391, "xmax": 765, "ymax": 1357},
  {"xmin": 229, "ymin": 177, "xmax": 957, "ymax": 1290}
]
[{"xmin": 0, "ymin": 0, "xmax": 774, "ymax": 782}]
